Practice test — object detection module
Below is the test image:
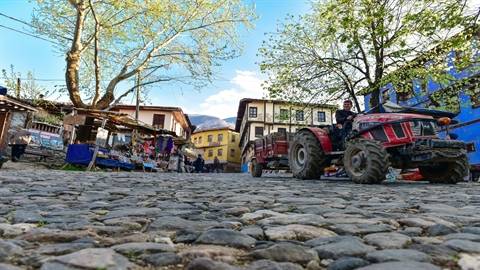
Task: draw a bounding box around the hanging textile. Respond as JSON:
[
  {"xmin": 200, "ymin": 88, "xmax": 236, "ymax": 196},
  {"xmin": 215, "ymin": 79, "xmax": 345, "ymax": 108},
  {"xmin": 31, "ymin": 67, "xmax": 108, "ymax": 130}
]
[
  {"xmin": 165, "ymin": 137, "xmax": 174, "ymax": 153},
  {"xmin": 156, "ymin": 136, "xmax": 173, "ymax": 153}
]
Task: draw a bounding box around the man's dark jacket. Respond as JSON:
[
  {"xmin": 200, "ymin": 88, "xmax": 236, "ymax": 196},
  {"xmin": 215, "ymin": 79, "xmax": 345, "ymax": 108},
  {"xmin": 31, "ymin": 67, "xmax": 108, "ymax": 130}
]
[{"xmin": 335, "ymin": 110, "xmax": 356, "ymax": 125}]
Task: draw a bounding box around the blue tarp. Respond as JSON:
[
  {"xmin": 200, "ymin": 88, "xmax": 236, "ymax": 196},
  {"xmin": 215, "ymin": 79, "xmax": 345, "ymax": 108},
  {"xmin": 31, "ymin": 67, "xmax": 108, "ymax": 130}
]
[
  {"xmin": 119, "ymin": 162, "xmax": 135, "ymax": 170},
  {"xmin": 96, "ymin": 157, "xmax": 119, "ymax": 168},
  {"xmin": 65, "ymin": 144, "xmax": 92, "ymax": 166},
  {"xmin": 65, "ymin": 144, "xmax": 134, "ymax": 170}
]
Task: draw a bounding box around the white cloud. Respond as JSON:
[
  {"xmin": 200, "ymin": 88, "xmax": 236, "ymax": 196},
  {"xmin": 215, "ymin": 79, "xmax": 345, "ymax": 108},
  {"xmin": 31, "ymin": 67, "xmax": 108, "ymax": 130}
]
[{"xmin": 194, "ymin": 70, "xmax": 266, "ymax": 118}]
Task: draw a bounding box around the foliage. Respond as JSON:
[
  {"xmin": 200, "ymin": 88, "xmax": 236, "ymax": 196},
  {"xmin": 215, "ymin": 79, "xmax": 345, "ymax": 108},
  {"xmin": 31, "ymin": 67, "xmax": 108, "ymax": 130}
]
[
  {"xmin": 60, "ymin": 163, "xmax": 86, "ymax": 171},
  {"xmin": 34, "ymin": 110, "xmax": 63, "ymax": 126},
  {"xmin": 32, "ymin": 0, "xmax": 256, "ymax": 109},
  {"xmin": 36, "ymin": 220, "xmax": 47, "ymax": 227},
  {"xmin": 259, "ymin": 0, "xmax": 478, "ymax": 111},
  {"xmin": 1, "ymin": 65, "xmax": 52, "ymax": 100}
]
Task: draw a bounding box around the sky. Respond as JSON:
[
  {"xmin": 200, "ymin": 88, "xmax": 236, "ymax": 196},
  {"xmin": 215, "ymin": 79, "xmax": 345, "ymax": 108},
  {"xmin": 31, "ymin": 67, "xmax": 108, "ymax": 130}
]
[{"xmin": 0, "ymin": 0, "xmax": 310, "ymax": 119}]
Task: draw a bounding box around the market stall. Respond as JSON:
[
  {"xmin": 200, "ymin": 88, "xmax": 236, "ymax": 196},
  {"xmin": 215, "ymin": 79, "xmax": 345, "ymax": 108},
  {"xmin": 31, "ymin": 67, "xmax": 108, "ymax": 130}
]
[
  {"xmin": 0, "ymin": 92, "xmax": 38, "ymax": 166},
  {"xmin": 63, "ymin": 108, "xmax": 177, "ymax": 171}
]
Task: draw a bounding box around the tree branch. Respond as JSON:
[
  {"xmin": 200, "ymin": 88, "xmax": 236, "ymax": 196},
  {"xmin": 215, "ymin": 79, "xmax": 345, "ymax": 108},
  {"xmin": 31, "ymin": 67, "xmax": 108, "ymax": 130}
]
[{"xmin": 89, "ymin": 0, "xmax": 101, "ymax": 106}]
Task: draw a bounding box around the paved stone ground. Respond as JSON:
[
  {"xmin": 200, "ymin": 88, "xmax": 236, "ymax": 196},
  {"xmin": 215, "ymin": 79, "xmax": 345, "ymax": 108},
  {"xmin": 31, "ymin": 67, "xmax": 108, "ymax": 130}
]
[{"xmin": 1, "ymin": 170, "xmax": 480, "ymax": 270}]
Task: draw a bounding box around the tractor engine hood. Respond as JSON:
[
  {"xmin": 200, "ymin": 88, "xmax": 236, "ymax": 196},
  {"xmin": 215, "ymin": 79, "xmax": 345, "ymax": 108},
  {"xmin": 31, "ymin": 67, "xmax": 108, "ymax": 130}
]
[
  {"xmin": 354, "ymin": 113, "xmax": 434, "ymax": 125},
  {"xmin": 369, "ymin": 101, "xmax": 458, "ymax": 119}
]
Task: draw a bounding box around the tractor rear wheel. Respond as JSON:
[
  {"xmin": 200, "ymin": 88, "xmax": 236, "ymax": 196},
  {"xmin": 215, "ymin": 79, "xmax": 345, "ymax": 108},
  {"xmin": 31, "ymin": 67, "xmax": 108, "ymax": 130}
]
[
  {"xmin": 343, "ymin": 138, "xmax": 389, "ymax": 184},
  {"xmin": 251, "ymin": 159, "xmax": 263, "ymax": 177},
  {"xmin": 289, "ymin": 130, "xmax": 325, "ymax": 179},
  {"xmin": 419, "ymin": 156, "xmax": 468, "ymax": 184}
]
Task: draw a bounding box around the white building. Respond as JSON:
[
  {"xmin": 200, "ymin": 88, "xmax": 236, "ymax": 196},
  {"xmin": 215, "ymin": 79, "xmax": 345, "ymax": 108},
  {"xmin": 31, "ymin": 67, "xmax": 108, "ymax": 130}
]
[
  {"xmin": 112, "ymin": 105, "xmax": 192, "ymax": 140},
  {"xmin": 234, "ymin": 98, "xmax": 336, "ymax": 171}
]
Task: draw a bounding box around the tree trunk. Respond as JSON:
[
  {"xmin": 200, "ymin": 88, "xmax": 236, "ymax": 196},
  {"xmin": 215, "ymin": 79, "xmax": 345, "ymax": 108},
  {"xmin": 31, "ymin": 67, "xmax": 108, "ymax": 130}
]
[
  {"xmin": 350, "ymin": 92, "xmax": 361, "ymax": 113},
  {"xmin": 89, "ymin": 0, "xmax": 101, "ymax": 107},
  {"xmin": 370, "ymin": 88, "xmax": 380, "ymax": 112},
  {"xmin": 65, "ymin": 1, "xmax": 87, "ymax": 108},
  {"xmin": 95, "ymin": 91, "xmax": 115, "ymax": 110}
]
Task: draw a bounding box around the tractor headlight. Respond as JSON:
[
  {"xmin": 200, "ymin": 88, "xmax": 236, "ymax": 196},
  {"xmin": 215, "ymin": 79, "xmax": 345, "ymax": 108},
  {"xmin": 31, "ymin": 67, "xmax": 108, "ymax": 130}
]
[{"xmin": 437, "ymin": 117, "xmax": 452, "ymax": 126}]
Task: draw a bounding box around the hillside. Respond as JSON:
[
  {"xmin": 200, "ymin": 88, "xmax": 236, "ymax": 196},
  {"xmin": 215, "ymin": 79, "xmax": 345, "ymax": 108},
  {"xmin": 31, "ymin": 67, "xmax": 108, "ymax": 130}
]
[{"xmin": 188, "ymin": 114, "xmax": 236, "ymax": 132}]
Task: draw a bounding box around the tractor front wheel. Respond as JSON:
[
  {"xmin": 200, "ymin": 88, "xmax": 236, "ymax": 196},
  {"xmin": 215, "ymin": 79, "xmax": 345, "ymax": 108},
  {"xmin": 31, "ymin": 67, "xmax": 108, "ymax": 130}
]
[
  {"xmin": 343, "ymin": 139, "xmax": 389, "ymax": 184},
  {"xmin": 289, "ymin": 130, "xmax": 325, "ymax": 179},
  {"xmin": 419, "ymin": 156, "xmax": 468, "ymax": 184},
  {"xmin": 251, "ymin": 159, "xmax": 263, "ymax": 177}
]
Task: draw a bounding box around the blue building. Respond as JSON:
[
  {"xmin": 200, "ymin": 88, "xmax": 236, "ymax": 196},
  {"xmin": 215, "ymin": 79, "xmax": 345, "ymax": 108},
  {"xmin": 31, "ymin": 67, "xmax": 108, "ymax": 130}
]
[{"xmin": 363, "ymin": 46, "xmax": 480, "ymax": 177}]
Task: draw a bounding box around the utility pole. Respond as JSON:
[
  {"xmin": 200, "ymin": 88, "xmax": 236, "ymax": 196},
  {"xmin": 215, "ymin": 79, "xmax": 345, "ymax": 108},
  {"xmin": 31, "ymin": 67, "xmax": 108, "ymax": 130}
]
[
  {"xmin": 16, "ymin": 78, "xmax": 20, "ymax": 98},
  {"xmin": 135, "ymin": 72, "xmax": 140, "ymax": 121},
  {"xmin": 131, "ymin": 72, "xmax": 141, "ymax": 154}
]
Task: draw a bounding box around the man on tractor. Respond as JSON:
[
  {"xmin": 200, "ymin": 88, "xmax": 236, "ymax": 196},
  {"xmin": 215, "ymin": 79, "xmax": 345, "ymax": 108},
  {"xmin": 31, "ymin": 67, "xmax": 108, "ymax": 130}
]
[
  {"xmin": 334, "ymin": 99, "xmax": 357, "ymax": 150},
  {"xmin": 335, "ymin": 99, "xmax": 356, "ymax": 129}
]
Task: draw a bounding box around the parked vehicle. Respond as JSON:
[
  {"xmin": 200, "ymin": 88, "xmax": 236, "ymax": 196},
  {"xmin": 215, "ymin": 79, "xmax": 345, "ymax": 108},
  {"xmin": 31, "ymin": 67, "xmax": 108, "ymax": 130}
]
[
  {"xmin": 289, "ymin": 110, "xmax": 469, "ymax": 184},
  {"xmin": 250, "ymin": 132, "xmax": 292, "ymax": 177}
]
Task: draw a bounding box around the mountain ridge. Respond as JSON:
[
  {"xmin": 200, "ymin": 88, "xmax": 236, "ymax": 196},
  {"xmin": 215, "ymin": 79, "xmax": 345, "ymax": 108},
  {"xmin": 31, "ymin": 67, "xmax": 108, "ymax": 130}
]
[{"xmin": 188, "ymin": 114, "xmax": 237, "ymax": 132}]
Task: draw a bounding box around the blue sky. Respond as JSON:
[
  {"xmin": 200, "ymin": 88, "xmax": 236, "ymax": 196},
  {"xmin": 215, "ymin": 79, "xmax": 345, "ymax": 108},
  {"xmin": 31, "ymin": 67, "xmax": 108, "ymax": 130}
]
[{"xmin": 0, "ymin": 0, "xmax": 309, "ymax": 118}]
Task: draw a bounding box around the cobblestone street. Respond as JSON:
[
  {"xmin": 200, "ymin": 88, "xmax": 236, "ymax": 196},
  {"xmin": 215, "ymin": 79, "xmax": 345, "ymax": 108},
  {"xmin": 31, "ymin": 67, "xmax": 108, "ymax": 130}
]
[{"xmin": 1, "ymin": 170, "xmax": 480, "ymax": 270}]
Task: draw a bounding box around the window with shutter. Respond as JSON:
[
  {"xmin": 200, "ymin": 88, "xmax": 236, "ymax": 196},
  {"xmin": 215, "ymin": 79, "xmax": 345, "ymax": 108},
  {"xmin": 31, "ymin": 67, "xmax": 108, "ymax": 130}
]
[{"xmin": 152, "ymin": 114, "xmax": 165, "ymax": 128}]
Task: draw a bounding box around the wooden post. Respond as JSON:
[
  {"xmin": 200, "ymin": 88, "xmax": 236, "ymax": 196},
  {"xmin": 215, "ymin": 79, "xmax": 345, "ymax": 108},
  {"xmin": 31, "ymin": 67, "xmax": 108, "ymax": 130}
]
[
  {"xmin": 153, "ymin": 130, "xmax": 157, "ymax": 157},
  {"xmin": 16, "ymin": 78, "xmax": 20, "ymax": 98},
  {"xmin": 0, "ymin": 112, "xmax": 11, "ymax": 152},
  {"xmin": 135, "ymin": 73, "xmax": 140, "ymax": 121},
  {"xmin": 86, "ymin": 118, "xmax": 107, "ymax": 171}
]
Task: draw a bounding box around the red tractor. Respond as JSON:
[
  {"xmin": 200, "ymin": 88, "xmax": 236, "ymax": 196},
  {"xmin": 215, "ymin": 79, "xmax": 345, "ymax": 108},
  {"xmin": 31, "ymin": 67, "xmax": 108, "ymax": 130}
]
[
  {"xmin": 288, "ymin": 112, "xmax": 469, "ymax": 184},
  {"xmin": 251, "ymin": 132, "xmax": 291, "ymax": 177}
]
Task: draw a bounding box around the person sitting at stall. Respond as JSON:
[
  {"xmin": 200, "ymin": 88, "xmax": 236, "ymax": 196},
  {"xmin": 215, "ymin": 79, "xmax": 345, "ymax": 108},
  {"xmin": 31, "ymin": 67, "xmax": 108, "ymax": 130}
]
[
  {"xmin": 193, "ymin": 154, "xmax": 205, "ymax": 173},
  {"xmin": 8, "ymin": 127, "xmax": 32, "ymax": 162},
  {"xmin": 184, "ymin": 156, "xmax": 194, "ymax": 173}
]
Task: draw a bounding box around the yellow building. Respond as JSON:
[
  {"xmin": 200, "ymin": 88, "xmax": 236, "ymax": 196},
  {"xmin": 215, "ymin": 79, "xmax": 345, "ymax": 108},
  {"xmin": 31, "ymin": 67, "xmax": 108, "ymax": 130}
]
[{"xmin": 191, "ymin": 127, "xmax": 241, "ymax": 172}]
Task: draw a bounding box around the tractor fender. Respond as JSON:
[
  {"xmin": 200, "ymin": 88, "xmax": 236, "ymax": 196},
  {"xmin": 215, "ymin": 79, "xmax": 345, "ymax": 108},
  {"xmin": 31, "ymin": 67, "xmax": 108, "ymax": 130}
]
[{"xmin": 297, "ymin": 127, "xmax": 333, "ymax": 153}]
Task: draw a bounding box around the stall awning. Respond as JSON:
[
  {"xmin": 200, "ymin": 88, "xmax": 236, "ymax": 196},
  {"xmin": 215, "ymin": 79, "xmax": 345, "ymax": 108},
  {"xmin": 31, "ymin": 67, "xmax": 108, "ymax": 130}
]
[
  {"xmin": 72, "ymin": 108, "xmax": 177, "ymax": 136},
  {"xmin": 0, "ymin": 95, "xmax": 37, "ymax": 112}
]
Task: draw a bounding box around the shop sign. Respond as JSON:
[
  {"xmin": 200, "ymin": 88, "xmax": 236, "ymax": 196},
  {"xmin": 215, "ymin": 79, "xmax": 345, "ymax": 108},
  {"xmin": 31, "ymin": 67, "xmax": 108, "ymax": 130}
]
[{"xmin": 95, "ymin": 127, "xmax": 108, "ymax": 147}]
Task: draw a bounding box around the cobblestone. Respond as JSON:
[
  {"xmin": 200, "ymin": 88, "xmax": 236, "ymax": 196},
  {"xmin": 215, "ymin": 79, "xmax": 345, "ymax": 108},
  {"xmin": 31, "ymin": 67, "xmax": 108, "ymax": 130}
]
[{"xmin": 0, "ymin": 170, "xmax": 480, "ymax": 269}]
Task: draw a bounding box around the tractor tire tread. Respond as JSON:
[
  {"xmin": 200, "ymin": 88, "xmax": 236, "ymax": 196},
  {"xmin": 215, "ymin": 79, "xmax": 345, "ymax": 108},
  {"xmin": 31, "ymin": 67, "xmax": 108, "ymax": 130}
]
[
  {"xmin": 289, "ymin": 130, "xmax": 325, "ymax": 180},
  {"xmin": 344, "ymin": 138, "xmax": 389, "ymax": 184},
  {"xmin": 420, "ymin": 156, "xmax": 468, "ymax": 184}
]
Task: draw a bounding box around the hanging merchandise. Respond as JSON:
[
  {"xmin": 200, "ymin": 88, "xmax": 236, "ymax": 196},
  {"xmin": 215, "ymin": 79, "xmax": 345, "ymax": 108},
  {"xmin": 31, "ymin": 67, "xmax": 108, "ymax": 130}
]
[
  {"xmin": 165, "ymin": 137, "xmax": 174, "ymax": 153},
  {"xmin": 156, "ymin": 136, "xmax": 166, "ymax": 152},
  {"xmin": 143, "ymin": 141, "xmax": 152, "ymax": 156},
  {"xmin": 161, "ymin": 136, "xmax": 169, "ymax": 152},
  {"xmin": 156, "ymin": 136, "xmax": 174, "ymax": 154}
]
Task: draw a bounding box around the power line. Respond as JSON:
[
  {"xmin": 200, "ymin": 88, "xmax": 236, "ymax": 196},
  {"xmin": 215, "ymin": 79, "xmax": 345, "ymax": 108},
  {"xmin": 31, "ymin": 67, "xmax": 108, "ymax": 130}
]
[
  {"xmin": 1, "ymin": 75, "xmax": 262, "ymax": 83},
  {"xmin": 8, "ymin": 77, "xmax": 65, "ymax": 82},
  {"xmin": 0, "ymin": 11, "xmax": 71, "ymax": 43},
  {"xmin": 0, "ymin": 12, "xmax": 36, "ymax": 29},
  {"xmin": 0, "ymin": 24, "xmax": 59, "ymax": 45},
  {"xmin": 0, "ymin": 11, "xmax": 72, "ymax": 41}
]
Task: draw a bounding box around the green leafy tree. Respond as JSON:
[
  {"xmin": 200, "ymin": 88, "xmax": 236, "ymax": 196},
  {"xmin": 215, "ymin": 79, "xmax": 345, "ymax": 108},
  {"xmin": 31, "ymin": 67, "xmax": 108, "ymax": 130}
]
[
  {"xmin": 259, "ymin": 0, "xmax": 478, "ymax": 111},
  {"xmin": 32, "ymin": 0, "xmax": 255, "ymax": 109},
  {"xmin": 1, "ymin": 65, "xmax": 52, "ymax": 100}
]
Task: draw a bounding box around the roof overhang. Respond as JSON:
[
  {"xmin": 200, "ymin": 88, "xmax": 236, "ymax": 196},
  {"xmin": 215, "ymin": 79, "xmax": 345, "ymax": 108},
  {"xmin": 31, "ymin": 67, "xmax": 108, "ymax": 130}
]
[
  {"xmin": 0, "ymin": 95, "xmax": 37, "ymax": 112},
  {"xmin": 113, "ymin": 104, "xmax": 192, "ymax": 132},
  {"xmin": 71, "ymin": 108, "xmax": 177, "ymax": 136}
]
